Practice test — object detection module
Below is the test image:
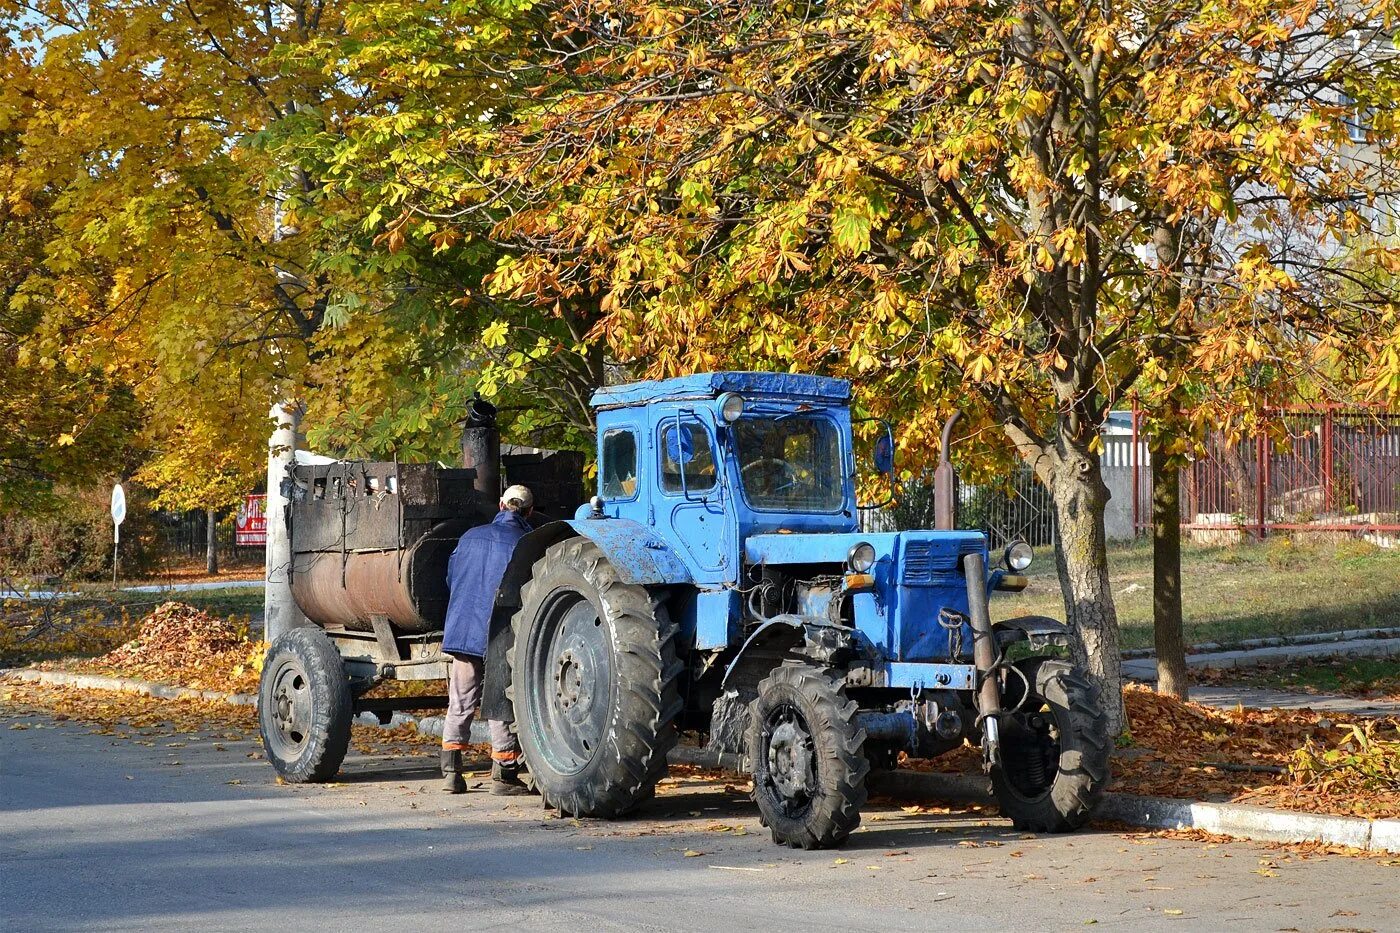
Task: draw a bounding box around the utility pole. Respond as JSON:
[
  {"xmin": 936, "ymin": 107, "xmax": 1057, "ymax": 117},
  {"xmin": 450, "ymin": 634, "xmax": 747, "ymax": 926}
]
[{"xmin": 264, "ymin": 402, "xmax": 308, "ymax": 642}]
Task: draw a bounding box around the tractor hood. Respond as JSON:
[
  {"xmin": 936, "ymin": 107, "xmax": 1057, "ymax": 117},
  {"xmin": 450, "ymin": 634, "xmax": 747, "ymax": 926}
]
[{"xmin": 744, "ymin": 530, "xmax": 986, "ymax": 579}]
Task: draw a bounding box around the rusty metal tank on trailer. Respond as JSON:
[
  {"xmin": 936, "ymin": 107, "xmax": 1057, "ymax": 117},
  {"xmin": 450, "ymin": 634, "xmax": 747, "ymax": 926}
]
[
  {"xmin": 288, "ymin": 461, "xmax": 482, "ymax": 634},
  {"xmin": 284, "ymin": 402, "xmax": 585, "ymax": 637}
]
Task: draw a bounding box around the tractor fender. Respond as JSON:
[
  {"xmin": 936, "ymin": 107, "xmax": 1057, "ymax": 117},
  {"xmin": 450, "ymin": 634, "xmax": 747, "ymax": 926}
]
[
  {"xmin": 992, "ymin": 615, "xmax": 1072, "ymax": 649},
  {"xmin": 497, "ymin": 518, "xmax": 694, "ymax": 610},
  {"xmin": 721, "ymin": 616, "xmax": 805, "ymax": 690},
  {"xmin": 720, "ymin": 616, "xmax": 868, "ymax": 690}
]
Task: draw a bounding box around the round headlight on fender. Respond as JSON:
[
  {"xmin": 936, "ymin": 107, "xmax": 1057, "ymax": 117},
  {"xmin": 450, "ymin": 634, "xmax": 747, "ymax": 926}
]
[
  {"xmin": 847, "ymin": 541, "xmax": 877, "ymax": 572},
  {"xmin": 1004, "ymin": 540, "xmax": 1034, "ymax": 572},
  {"xmin": 718, "ymin": 392, "xmax": 745, "ymax": 423}
]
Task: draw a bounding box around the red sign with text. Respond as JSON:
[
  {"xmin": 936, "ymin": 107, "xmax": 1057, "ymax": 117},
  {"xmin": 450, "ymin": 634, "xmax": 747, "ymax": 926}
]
[{"xmin": 235, "ymin": 494, "xmax": 267, "ymax": 547}]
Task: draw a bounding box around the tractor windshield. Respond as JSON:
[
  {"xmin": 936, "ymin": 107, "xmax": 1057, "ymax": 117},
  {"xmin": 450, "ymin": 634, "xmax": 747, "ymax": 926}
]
[{"xmin": 734, "ymin": 415, "xmax": 844, "ymax": 511}]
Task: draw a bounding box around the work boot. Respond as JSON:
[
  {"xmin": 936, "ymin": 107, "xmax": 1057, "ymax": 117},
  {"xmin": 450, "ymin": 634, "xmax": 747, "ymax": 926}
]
[
  {"xmin": 490, "ymin": 759, "xmax": 531, "ymax": 796},
  {"xmin": 440, "ymin": 749, "xmax": 466, "ymax": 795}
]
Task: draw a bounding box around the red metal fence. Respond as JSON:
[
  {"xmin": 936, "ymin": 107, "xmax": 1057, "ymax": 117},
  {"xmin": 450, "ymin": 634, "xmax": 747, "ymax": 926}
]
[{"xmin": 1130, "ymin": 408, "xmax": 1400, "ymax": 540}]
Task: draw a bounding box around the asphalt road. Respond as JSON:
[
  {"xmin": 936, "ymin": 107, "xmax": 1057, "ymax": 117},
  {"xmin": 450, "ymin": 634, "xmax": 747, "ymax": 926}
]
[{"xmin": 2, "ymin": 709, "xmax": 1396, "ymax": 932}]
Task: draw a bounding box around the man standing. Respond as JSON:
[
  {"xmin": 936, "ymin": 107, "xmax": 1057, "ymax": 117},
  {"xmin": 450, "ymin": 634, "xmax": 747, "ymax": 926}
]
[{"xmin": 439, "ymin": 484, "xmax": 535, "ymax": 796}]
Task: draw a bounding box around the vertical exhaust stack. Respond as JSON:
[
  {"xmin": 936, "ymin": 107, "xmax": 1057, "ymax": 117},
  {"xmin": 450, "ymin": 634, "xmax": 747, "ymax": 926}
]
[
  {"xmin": 461, "ymin": 398, "xmax": 501, "ymax": 508},
  {"xmin": 934, "ymin": 411, "xmax": 962, "ymax": 530}
]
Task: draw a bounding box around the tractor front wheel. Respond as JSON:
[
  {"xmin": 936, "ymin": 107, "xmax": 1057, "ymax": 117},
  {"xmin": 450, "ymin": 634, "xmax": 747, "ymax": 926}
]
[
  {"xmin": 747, "ymin": 662, "xmax": 869, "ymax": 849},
  {"xmin": 990, "ymin": 657, "xmax": 1110, "ymax": 832},
  {"xmin": 508, "ymin": 538, "xmax": 682, "ymax": 818}
]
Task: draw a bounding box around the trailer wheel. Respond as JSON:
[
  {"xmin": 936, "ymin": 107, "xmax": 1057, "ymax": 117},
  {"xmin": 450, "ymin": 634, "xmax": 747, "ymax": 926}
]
[
  {"xmin": 508, "ymin": 537, "xmax": 682, "ymax": 818},
  {"xmin": 991, "ymin": 657, "xmax": 1110, "ymax": 832},
  {"xmin": 258, "ymin": 627, "xmax": 352, "ymax": 784},
  {"xmin": 748, "ymin": 662, "xmax": 868, "ymax": 849}
]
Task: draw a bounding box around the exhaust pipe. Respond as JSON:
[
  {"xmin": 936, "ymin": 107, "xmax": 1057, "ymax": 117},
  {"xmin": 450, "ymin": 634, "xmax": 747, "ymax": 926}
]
[
  {"xmin": 962, "ymin": 550, "xmax": 1002, "ymax": 767},
  {"xmin": 461, "ymin": 398, "xmax": 500, "ymax": 504},
  {"xmin": 934, "ymin": 411, "xmax": 961, "ymax": 529}
]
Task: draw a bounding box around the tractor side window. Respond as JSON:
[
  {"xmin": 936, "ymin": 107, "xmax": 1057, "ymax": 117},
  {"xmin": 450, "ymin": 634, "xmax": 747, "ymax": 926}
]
[
  {"xmin": 601, "ymin": 429, "xmax": 638, "ymax": 500},
  {"xmin": 660, "ymin": 422, "xmax": 717, "ymax": 494}
]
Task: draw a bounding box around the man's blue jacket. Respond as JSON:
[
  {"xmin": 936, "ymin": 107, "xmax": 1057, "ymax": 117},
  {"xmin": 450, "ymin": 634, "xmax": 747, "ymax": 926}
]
[{"xmin": 442, "ymin": 509, "xmax": 532, "ymax": 658}]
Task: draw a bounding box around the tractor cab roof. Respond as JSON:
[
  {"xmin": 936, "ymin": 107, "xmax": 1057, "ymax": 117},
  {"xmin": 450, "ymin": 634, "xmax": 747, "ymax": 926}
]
[{"xmin": 591, "ymin": 371, "xmax": 851, "ymax": 411}]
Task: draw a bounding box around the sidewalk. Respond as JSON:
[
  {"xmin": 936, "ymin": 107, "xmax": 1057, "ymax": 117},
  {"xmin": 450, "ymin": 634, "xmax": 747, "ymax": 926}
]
[
  {"xmin": 1187, "ymin": 684, "xmax": 1400, "ymax": 718},
  {"xmin": 1122, "ymin": 635, "xmax": 1400, "ymax": 679},
  {"xmin": 1123, "ymin": 636, "xmax": 1400, "ymax": 716},
  {"xmin": 1, "ymin": 580, "xmax": 264, "ymax": 601}
]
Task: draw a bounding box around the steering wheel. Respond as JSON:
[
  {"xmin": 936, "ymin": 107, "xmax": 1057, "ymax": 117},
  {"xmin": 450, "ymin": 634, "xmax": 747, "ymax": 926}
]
[{"xmin": 742, "ymin": 458, "xmax": 799, "ymax": 493}]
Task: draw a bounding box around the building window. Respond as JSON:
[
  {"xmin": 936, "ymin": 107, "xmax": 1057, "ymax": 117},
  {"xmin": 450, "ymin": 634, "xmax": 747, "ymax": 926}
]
[{"xmin": 1339, "ymin": 91, "xmax": 1371, "ymax": 143}]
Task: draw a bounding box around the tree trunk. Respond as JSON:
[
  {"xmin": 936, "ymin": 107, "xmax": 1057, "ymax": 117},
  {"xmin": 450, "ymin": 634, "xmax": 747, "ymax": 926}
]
[
  {"xmin": 205, "ymin": 508, "xmax": 219, "ymax": 576},
  {"xmin": 1151, "ymin": 447, "xmax": 1189, "ymax": 700},
  {"xmin": 1049, "ymin": 449, "xmax": 1127, "ymax": 737}
]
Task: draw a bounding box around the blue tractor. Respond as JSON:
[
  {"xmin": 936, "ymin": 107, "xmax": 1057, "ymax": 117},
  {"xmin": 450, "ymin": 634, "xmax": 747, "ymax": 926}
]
[{"xmin": 498, "ymin": 371, "xmax": 1110, "ymax": 848}]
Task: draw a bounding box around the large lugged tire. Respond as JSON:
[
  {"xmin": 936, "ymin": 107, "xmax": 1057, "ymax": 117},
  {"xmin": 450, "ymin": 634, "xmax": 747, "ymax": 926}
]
[
  {"xmin": 258, "ymin": 626, "xmax": 352, "ymax": 783},
  {"xmin": 747, "ymin": 662, "xmax": 869, "ymax": 849},
  {"xmin": 508, "ymin": 537, "xmax": 683, "ymax": 818},
  {"xmin": 991, "ymin": 657, "xmax": 1110, "ymax": 832}
]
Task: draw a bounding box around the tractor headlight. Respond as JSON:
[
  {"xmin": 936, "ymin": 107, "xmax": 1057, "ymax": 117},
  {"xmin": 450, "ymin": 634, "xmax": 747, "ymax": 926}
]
[
  {"xmin": 847, "ymin": 541, "xmax": 877, "ymax": 573},
  {"xmin": 718, "ymin": 392, "xmax": 745, "ymax": 423},
  {"xmin": 1003, "ymin": 540, "xmax": 1034, "ymax": 572}
]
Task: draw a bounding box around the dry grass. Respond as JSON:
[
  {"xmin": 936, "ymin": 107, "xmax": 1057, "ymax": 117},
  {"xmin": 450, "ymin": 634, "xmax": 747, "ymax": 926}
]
[{"xmin": 992, "ymin": 536, "xmax": 1400, "ymax": 650}]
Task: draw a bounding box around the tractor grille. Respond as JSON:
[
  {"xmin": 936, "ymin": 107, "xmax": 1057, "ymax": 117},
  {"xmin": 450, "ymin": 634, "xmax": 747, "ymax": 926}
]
[
  {"xmin": 900, "ymin": 535, "xmax": 985, "ymax": 586},
  {"xmin": 903, "ymin": 541, "xmax": 934, "ymax": 584}
]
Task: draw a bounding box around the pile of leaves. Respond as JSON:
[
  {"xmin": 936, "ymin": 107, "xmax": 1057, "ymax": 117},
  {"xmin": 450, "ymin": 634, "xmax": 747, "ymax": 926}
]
[
  {"xmin": 903, "ymin": 685, "xmax": 1400, "ymax": 820},
  {"xmin": 67, "ymin": 601, "xmax": 266, "ymax": 694},
  {"xmin": 1289, "ymin": 722, "xmax": 1400, "ymax": 799}
]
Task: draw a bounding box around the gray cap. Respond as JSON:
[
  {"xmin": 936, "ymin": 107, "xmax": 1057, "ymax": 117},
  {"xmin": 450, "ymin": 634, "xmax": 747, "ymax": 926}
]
[{"xmin": 501, "ymin": 484, "xmax": 534, "ymax": 511}]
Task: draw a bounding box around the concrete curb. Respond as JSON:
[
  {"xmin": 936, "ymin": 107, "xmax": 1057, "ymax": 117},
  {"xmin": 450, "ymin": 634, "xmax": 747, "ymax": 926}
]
[
  {"xmin": 1121, "ymin": 626, "xmax": 1400, "ymax": 660},
  {"xmin": 7, "ymin": 666, "xmax": 1398, "ymax": 854},
  {"xmin": 862, "ymin": 766, "xmax": 1400, "ymax": 854},
  {"xmin": 1122, "ymin": 635, "xmax": 1400, "ymax": 682},
  {"xmin": 1, "ymin": 667, "xmax": 257, "ymax": 706}
]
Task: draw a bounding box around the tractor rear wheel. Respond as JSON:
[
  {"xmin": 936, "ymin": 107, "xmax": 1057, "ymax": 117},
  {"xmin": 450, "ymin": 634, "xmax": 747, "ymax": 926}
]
[
  {"xmin": 508, "ymin": 537, "xmax": 682, "ymax": 818},
  {"xmin": 991, "ymin": 657, "xmax": 1110, "ymax": 832},
  {"xmin": 258, "ymin": 626, "xmax": 352, "ymax": 783},
  {"xmin": 747, "ymin": 662, "xmax": 869, "ymax": 849}
]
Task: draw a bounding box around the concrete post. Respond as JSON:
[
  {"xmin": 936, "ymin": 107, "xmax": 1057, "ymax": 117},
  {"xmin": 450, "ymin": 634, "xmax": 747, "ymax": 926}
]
[{"xmin": 264, "ymin": 401, "xmax": 308, "ymax": 642}]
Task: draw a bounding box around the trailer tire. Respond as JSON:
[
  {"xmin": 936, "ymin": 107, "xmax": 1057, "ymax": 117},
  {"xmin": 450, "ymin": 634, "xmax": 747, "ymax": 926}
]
[
  {"xmin": 991, "ymin": 657, "xmax": 1110, "ymax": 832},
  {"xmin": 508, "ymin": 537, "xmax": 682, "ymax": 818},
  {"xmin": 258, "ymin": 627, "xmax": 352, "ymax": 783},
  {"xmin": 748, "ymin": 662, "xmax": 868, "ymax": 849}
]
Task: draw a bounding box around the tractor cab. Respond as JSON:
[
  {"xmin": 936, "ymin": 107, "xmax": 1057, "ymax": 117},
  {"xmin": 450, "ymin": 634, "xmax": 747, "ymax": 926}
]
[
  {"xmin": 585, "ymin": 372, "xmax": 986, "ymax": 669},
  {"xmin": 588, "ymin": 372, "xmax": 860, "ymax": 587}
]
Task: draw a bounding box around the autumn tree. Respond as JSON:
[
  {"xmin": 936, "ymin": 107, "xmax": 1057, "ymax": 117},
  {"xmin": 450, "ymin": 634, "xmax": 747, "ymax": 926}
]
[
  {"xmin": 445, "ymin": 0, "xmax": 1400, "ymax": 732},
  {"xmin": 0, "ymin": 31, "xmax": 141, "ymax": 511},
  {"xmin": 260, "ymin": 0, "xmax": 612, "ymax": 456},
  {"xmin": 0, "ymin": 2, "xmax": 381, "ymax": 508}
]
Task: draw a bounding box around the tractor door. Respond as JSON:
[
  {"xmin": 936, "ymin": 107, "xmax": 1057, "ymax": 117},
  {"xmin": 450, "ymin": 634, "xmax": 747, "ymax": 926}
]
[{"xmin": 653, "ymin": 410, "xmax": 732, "ymax": 584}]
